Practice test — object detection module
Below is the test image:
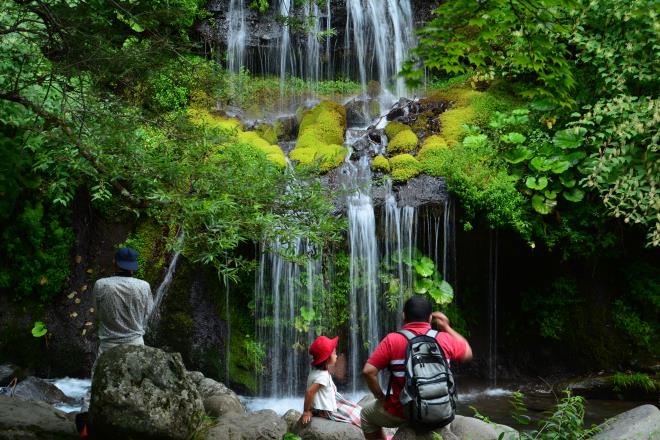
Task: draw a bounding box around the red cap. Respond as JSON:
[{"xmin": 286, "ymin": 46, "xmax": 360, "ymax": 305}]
[{"xmin": 309, "ymin": 336, "xmax": 338, "ymax": 366}]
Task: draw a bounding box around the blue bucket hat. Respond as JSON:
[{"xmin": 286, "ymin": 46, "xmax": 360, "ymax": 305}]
[{"xmin": 115, "ymin": 247, "xmax": 139, "ymax": 271}]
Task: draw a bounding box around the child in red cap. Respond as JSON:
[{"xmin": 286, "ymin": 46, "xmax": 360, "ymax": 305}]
[{"xmin": 301, "ymin": 335, "xmax": 361, "ymax": 427}]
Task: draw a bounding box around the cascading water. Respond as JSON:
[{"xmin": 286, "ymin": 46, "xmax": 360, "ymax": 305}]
[
  {"xmin": 221, "ymin": 0, "xmax": 415, "ymax": 99},
  {"xmin": 149, "ymin": 230, "xmax": 184, "ymax": 327},
  {"xmin": 344, "ymin": 153, "xmax": 380, "ymax": 393},
  {"xmin": 226, "ymin": 0, "xmax": 247, "ymax": 73},
  {"xmin": 255, "ymin": 238, "xmax": 322, "ymax": 396}
]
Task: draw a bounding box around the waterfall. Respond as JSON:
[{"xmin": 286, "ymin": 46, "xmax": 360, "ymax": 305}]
[
  {"xmin": 223, "ymin": 272, "xmax": 231, "ymax": 383},
  {"xmin": 344, "ymin": 155, "xmax": 380, "ymax": 393},
  {"xmin": 149, "ymin": 230, "xmax": 184, "ymax": 327},
  {"xmin": 345, "ymin": 0, "xmax": 416, "ymax": 99},
  {"xmin": 278, "ymin": 0, "xmax": 292, "ymax": 91},
  {"xmin": 384, "ymin": 180, "xmax": 404, "ymax": 326},
  {"xmin": 255, "ymin": 238, "xmax": 321, "ymax": 396},
  {"xmin": 488, "ymin": 230, "xmax": 499, "ymax": 385},
  {"xmin": 226, "ymin": 0, "xmax": 247, "ymax": 73}
]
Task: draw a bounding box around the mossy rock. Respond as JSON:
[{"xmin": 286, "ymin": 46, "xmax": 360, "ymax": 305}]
[
  {"xmin": 256, "ymin": 123, "xmax": 279, "ymax": 144},
  {"xmin": 367, "ymin": 80, "xmax": 381, "ymax": 98},
  {"xmin": 368, "ymin": 99, "xmax": 381, "ymax": 118},
  {"xmin": 440, "ymin": 106, "xmax": 476, "ymax": 146},
  {"xmin": 388, "ymin": 129, "xmax": 418, "ymax": 154},
  {"xmin": 371, "ymin": 155, "xmax": 390, "ymax": 173},
  {"xmin": 384, "ymin": 121, "xmax": 409, "ymax": 140},
  {"xmin": 390, "ymin": 154, "xmax": 422, "ymax": 182},
  {"xmin": 187, "ymin": 108, "xmax": 242, "ymax": 131},
  {"xmin": 237, "ymin": 131, "xmax": 287, "ymax": 169},
  {"xmin": 289, "ymin": 144, "xmax": 346, "ymax": 173},
  {"xmin": 291, "ymin": 100, "xmax": 347, "ymax": 173}
]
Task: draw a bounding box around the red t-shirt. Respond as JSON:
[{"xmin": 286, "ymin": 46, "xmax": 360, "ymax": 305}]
[{"xmin": 366, "ymin": 321, "xmax": 468, "ymax": 418}]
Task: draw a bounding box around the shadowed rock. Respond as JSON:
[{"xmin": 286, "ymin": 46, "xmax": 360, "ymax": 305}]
[{"xmin": 0, "ymin": 395, "xmax": 77, "ymax": 440}]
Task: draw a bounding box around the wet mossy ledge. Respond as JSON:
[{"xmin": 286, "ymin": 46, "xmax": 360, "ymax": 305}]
[
  {"xmin": 187, "ymin": 107, "xmax": 287, "ymax": 169},
  {"xmin": 290, "ymin": 100, "xmax": 347, "ymax": 173}
]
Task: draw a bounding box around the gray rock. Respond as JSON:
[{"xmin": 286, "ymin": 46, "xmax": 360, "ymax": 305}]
[
  {"xmin": 592, "ymin": 404, "xmax": 660, "ymax": 440},
  {"xmin": 0, "ymin": 395, "xmax": 78, "ymax": 439},
  {"xmin": 0, "ymin": 376, "xmax": 72, "ymax": 405},
  {"xmin": 393, "ymin": 424, "xmax": 457, "ymax": 440},
  {"xmin": 204, "ymin": 394, "xmax": 244, "ymax": 418},
  {"xmin": 89, "ymin": 345, "xmax": 205, "ymax": 440},
  {"xmin": 205, "ymin": 409, "xmax": 287, "ymax": 440},
  {"xmin": 292, "ymin": 416, "xmax": 364, "ymax": 439},
  {"xmin": 283, "ymin": 408, "xmax": 302, "ymax": 432},
  {"xmin": 450, "ymin": 415, "xmax": 501, "ymax": 439},
  {"xmin": 197, "ymin": 377, "xmax": 240, "ymax": 400},
  {"xmin": 492, "ymin": 422, "xmax": 519, "ymax": 440},
  {"xmin": 188, "ymin": 370, "xmax": 205, "ymax": 384}
]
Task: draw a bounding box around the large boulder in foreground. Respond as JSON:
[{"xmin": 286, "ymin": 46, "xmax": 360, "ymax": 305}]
[
  {"xmin": 205, "ymin": 409, "xmax": 287, "ymax": 440},
  {"xmin": 0, "ymin": 395, "xmax": 77, "ymax": 439},
  {"xmin": 393, "ymin": 415, "xmax": 517, "ymax": 440},
  {"xmin": 292, "ymin": 416, "xmax": 364, "ymax": 439},
  {"xmin": 187, "ymin": 371, "xmax": 245, "ymax": 417},
  {"xmin": 89, "ymin": 345, "xmax": 204, "ymax": 440},
  {"xmin": 592, "ymin": 404, "xmax": 660, "ymax": 440}
]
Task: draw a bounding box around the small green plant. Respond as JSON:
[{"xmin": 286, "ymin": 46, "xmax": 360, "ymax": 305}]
[
  {"xmin": 611, "ymin": 372, "xmax": 656, "ymax": 393},
  {"xmin": 31, "ymin": 321, "xmax": 47, "ymax": 337},
  {"xmin": 294, "ymin": 306, "xmax": 316, "ymax": 333},
  {"xmin": 283, "ymin": 433, "xmax": 302, "ymax": 440}
]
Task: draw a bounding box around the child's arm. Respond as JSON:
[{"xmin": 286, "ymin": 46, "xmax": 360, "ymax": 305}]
[{"xmin": 302, "ymin": 383, "xmax": 323, "ymax": 424}]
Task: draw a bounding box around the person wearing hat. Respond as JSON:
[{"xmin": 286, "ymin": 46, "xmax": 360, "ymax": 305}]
[
  {"xmin": 301, "ymin": 335, "xmax": 362, "ymax": 427},
  {"xmin": 92, "ymin": 246, "xmax": 154, "ymax": 356}
]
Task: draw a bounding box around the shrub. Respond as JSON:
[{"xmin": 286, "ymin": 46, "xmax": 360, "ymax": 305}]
[
  {"xmin": 388, "ymin": 129, "xmax": 419, "ymax": 154},
  {"xmin": 371, "ymin": 155, "xmax": 390, "ymax": 173},
  {"xmin": 390, "ymin": 154, "xmax": 422, "ymax": 182},
  {"xmin": 611, "ymin": 372, "xmax": 657, "ymax": 393},
  {"xmin": 384, "ymin": 121, "xmax": 410, "ymax": 140}
]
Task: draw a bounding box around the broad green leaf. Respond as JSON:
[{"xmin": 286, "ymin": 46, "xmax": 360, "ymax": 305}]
[
  {"xmin": 504, "ymin": 146, "xmax": 533, "ymax": 164},
  {"xmin": 463, "ymin": 134, "xmax": 488, "ymax": 149},
  {"xmin": 500, "ymin": 132, "xmax": 526, "ymax": 144},
  {"xmin": 550, "ymin": 160, "xmax": 571, "ymax": 174},
  {"xmin": 300, "ymin": 306, "xmax": 315, "ymax": 322},
  {"xmin": 31, "ymin": 321, "xmax": 47, "ymax": 337},
  {"xmin": 559, "ymin": 174, "xmax": 576, "ymax": 188},
  {"xmin": 530, "ymin": 99, "xmax": 556, "ymax": 112},
  {"xmin": 563, "ymin": 188, "xmax": 585, "ymax": 202},
  {"xmin": 530, "ymin": 156, "xmax": 553, "ymax": 172},
  {"xmin": 532, "ymin": 195, "xmax": 557, "ymax": 214},
  {"xmin": 414, "ymin": 256, "xmax": 435, "ymax": 278},
  {"xmin": 553, "ymin": 127, "xmax": 587, "ymax": 149},
  {"xmin": 415, "ymin": 278, "xmax": 433, "ymax": 294},
  {"xmin": 526, "ymin": 176, "xmax": 548, "ymax": 190}
]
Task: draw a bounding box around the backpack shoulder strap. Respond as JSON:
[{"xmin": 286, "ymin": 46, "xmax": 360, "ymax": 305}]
[
  {"xmin": 425, "ymin": 329, "xmax": 439, "ymax": 338},
  {"xmin": 398, "ymin": 329, "xmax": 416, "ymax": 340}
]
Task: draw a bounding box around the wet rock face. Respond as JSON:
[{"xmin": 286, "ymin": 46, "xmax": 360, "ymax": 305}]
[
  {"xmin": 89, "ymin": 345, "xmax": 204, "ymax": 440},
  {"xmin": 0, "ymin": 396, "xmax": 78, "ymax": 440},
  {"xmin": 292, "ymin": 416, "xmax": 364, "ymax": 440},
  {"xmin": 205, "ymin": 409, "xmax": 287, "ymax": 440},
  {"xmin": 0, "ymin": 376, "xmax": 72, "ymax": 406}
]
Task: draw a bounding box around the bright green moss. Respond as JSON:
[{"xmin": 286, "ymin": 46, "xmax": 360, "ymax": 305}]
[
  {"xmin": 418, "ymin": 135, "xmax": 449, "ymax": 164},
  {"xmin": 384, "ymin": 121, "xmax": 409, "ymax": 140},
  {"xmin": 291, "ymin": 100, "xmax": 347, "ymax": 172},
  {"xmin": 188, "ymin": 107, "xmax": 242, "ymax": 131},
  {"xmin": 422, "ymin": 135, "xmax": 448, "ymax": 150},
  {"xmin": 256, "ymin": 123, "xmax": 278, "ymax": 144},
  {"xmin": 371, "ymin": 155, "xmax": 390, "ymax": 173},
  {"xmin": 388, "ymin": 129, "xmax": 418, "ymax": 154},
  {"xmin": 440, "ymin": 106, "xmax": 475, "ymax": 146},
  {"xmin": 390, "ymin": 154, "xmax": 422, "ymax": 182}
]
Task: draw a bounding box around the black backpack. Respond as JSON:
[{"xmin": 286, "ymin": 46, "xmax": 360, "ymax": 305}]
[{"xmin": 390, "ymin": 329, "xmax": 457, "ymax": 429}]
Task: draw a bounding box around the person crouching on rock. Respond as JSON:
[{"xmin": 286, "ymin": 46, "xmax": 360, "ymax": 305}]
[{"xmin": 301, "ymin": 335, "xmax": 362, "ymax": 427}]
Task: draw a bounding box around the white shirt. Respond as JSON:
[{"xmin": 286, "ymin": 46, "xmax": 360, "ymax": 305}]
[{"xmin": 306, "ymin": 369, "xmax": 337, "ymax": 412}]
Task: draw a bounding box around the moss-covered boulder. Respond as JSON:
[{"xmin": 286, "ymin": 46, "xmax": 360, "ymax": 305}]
[
  {"xmin": 188, "ymin": 108, "xmax": 286, "ymax": 169},
  {"xmin": 390, "ymin": 154, "xmax": 422, "ymax": 182},
  {"xmin": 371, "ymin": 155, "xmax": 390, "ymax": 173},
  {"xmin": 417, "ymin": 135, "xmax": 449, "ymax": 173},
  {"xmin": 290, "ymin": 101, "xmax": 347, "ymax": 173},
  {"xmin": 384, "ymin": 121, "xmax": 409, "ymax": 140},
  {"xmin": 388, "ymin": 129, "xmax": 419, "ymax": 154}
]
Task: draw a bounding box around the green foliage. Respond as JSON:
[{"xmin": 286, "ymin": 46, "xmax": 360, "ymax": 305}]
[
  {"xmin": 611, "ymin": 263, "xmax": 660, "ymax": 357},
  {"xmin": 388, "ymin": 129, "xmax": 418, "ymax": 154},
  {"xmin": 390, "ymin": 154, "xmax": 422, "ymax": 182},
  {"xmin": 522, "ymin": 277, "xmax": 581, "ymax": 340},
  {"xmin": 611, "ymin": 372, "xmax": 657, "ymax": 393},
  {"xmin": 504, "ymin": 390, "xmax": 600, "ymax": 439},
  {"xmin": 405, "ymin": 0, "xmax": 578, "ymax": 107},
  {"xmin": 31, "ymin": 321, "xmax": 47, "ymax": 338}
]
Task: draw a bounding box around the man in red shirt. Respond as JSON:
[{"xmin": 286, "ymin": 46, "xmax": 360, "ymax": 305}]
[{"xmin": 361, "ymin": 295, "xmax": 473, "ymax": 439}]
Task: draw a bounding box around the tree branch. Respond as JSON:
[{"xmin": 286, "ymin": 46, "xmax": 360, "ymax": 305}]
[{"xmin": 0, "ymin": 91, "xmax": 139, "ymax": 205}]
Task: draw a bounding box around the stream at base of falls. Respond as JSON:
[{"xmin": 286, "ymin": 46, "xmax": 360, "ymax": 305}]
[{"xmin": 47, "ymin": 377, "xmax": 646, "ymax": 431}]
